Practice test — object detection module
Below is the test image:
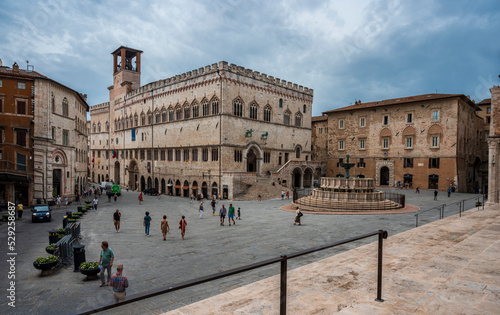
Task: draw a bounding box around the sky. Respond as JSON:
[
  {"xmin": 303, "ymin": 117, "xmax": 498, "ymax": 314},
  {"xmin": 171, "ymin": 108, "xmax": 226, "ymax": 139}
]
[{"xmin": 1, "ymin": 0, "xmax": 499, "ymax": 117}]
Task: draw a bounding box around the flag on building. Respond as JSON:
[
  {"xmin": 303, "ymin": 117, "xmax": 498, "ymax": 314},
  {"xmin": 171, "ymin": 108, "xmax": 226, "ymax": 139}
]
[
  {"xmin": 92, "ymin": 157, "xmax": 94, "ymax": 163},
  {"xmin": 97, "ymin": 158, "xmax": 100, "ymax": 164},
  {"xmin": 112, "ymin": 149, "xmax": 117, "ymax": 158}
]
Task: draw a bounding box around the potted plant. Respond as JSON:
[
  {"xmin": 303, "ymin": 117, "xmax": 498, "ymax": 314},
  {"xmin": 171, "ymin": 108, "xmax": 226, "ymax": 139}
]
[
  {"xmin": 2, "ymin": 214, "xmax": 9, "ymax": 222},
  {"xmin": 84, "ymin": 200, "xmax": 92, "ymax": 205},
  {"xmin": 33, "ymin": 255, "xmax": 59, "ymax": 275},
  {"xmin": 80, "ymin": 262, "xmax": 101, "ymax": 280},
  {"xmin": 45, "ymin": 244, "xmax": 56, "ymax": 255},
  {"xmin": 68, "ymin": 218, "xmax": 76, "ymax": 223}
]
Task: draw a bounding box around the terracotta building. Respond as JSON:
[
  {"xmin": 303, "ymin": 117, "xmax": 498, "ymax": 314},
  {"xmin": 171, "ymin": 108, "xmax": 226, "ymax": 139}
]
[
  {"xmin": 0, "ymin": 59, "xmax": 89, "ymax": 206},
  {"xmin": 89, "ymin": 46, "xmax": 316, "ymax": 199},
  {"xmin": 313, "ymin": 93, "xmax": 484, "ymax": 192}
]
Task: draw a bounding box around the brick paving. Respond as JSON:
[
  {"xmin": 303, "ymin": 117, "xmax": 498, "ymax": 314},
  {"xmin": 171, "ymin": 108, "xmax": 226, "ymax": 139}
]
[{"xmin": 0, "ymin": 187, "xmax": 484, "ymax": 314}]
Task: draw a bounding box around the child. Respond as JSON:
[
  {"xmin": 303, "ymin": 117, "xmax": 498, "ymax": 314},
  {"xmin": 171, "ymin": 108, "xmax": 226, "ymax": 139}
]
[{"xmin": 237, "ymin": 207, "xmax": 241, "ymax": 220}]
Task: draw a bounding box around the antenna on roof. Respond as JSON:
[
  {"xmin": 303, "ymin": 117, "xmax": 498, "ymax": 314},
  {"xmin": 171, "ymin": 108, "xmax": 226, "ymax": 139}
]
[{"xmin": 26, "ymin": 60, "xmax": 34, "ymax": 72}]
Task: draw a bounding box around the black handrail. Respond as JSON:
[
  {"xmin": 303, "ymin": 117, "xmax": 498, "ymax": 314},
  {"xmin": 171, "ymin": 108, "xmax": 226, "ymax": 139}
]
[{"xmin": 77, "ymin": 230, "xmax": 388, "ymax": 315}]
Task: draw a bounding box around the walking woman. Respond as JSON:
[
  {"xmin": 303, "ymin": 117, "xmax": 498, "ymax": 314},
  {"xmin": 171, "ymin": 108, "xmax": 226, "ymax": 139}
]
[
  {"xmin": 199, "ymin": 202, "xmax": 204, "ymax": 219},
  {"xmin": 179, "ymin": 215, "xmax": 187, "ymax": 240},
  {"xmin": 294, "ymin": 207, "xmax": 302, "ymax": 226},
  {"xmin": 160, "ymin": 215, "xmax": 169, "ymax": 241},
  {"xmin": 138, "ymin": 192, "xmax": 143, "ymax": 205},
  {"xmin": 143, "ymin": 211, "xmax": 152, "ymax": 236}
]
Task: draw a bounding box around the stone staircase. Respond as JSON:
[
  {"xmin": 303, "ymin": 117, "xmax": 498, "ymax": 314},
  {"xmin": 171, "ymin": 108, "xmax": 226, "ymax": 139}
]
[
  {"xmin": 294, "ymin": 195, "xmax": 401, "ymax": 211},
  {"xmin": 233, "ymin": 177, "xmax": 289, "ymax": 201}
]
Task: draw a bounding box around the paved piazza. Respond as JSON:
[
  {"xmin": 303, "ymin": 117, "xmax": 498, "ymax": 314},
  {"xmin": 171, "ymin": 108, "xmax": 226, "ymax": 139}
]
[{"xmin": 0, "ymin": 187, "xmax": 483, "ymax": 314}]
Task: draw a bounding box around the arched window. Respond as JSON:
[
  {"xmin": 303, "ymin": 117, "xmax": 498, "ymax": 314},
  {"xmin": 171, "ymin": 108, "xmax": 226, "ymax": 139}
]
[
  {"xmin": 155, "ymin": 110, "xmax": 161, "ymax": 123},
  {"xmin": 284, "ymin": 110, "xmax": 291, "ymax": 126},
  {"xmin": 192, "ymin": 101, "xmax": 199, "ymax": 118},
  {"xmin": 184, "ymin": 104, "xmax": 190, "ymax": 119},
  {"xmin": 105, "ymin": 121, "xmax": 109, "ymax": 131},
  {"xmin": 51, "ymin": 94, "xmax": 55, "ymax": 113},
  {"xmin": 93, "ymin": 123, "xmax": 96, "ymax": 133},
  {"xmin": 147, "ymin": 111, "xmax": 153, "ymax": 124},
  {"xmin": 295, "ymin": 112, "xmax": 302, "ymax": 127},
  {"xmin": 161, "ymin": 109, "xmax": 167, "ymax": 122},
  {"xmin": 114, "ymin": 120, "xmax": 118, "ymax": 130},
  {"xmin": 264, "ymin": 105, "xmax": 272, "ymax": 122},
  {"xmin": 211, "ymin": 98, "xmax": 219, "ymax": 114},
  {"xmin": 134, "ymin": 114, "xmax": 138, "ymax": 127},
  {"xmin": 296, "ymin": 147, "xmax": 301, "ymax": 158},
  {"xmin": 125, "ymin": 118, "xmax": 129, "ymax": 128},
  {"xmin": 233, "ymin": 98, "xmax": 243, "ymax": 117},
  {"xmin": 279, "ymin": 98, "xmax": 283, "ymax": 108},
  {"xmin": 169, "ymin": 108, "xmax": 174, "ymax": 121},
  {"xmin": 176, "ymin": 106, "xmax": 182, "ymax": 120},
  {"xmin": 62, "ymin": 97, "xmax": 69, "ymax": 116},
  {"xmin": 202, "ymin": 100, "xmax": 210, "ymax": 116},
  {"xmin": 129, "ymin": 115, "xmax": 133, "ymax": 128},
  {"xmin": 140, "ymin": 113, "xmax": 146, "ymax": 125},
  {"xmin": 249, "ymin": 102, "xmax": 258, "ymax": 120},
  {"xmin": 303, "ymin": 104, "xmax": 307, "ymax": 113}
]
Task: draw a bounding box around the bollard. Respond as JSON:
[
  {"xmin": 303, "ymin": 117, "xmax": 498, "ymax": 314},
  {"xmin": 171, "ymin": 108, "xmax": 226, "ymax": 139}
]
[
  {"xmin": 49, "ymin": 229, "xmax": 59, "ymax": 244},
  {"xmin": 73, "ymin": 244, "xmax": 86, "ymax": 272}
]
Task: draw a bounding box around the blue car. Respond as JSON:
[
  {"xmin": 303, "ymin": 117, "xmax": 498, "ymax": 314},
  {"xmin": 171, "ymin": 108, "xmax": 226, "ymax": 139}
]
[{"xmin": 32, "ymin": 205, "xmax": 52, "ymax": 223}]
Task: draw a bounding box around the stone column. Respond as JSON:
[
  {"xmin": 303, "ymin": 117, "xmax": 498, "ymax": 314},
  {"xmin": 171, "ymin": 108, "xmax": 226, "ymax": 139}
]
[
  {"xmin": 487, "ymin": 138, "xmax": 500, "ymax": 204},
  {"xmin": 300, "ymin": 171, "xmax": 304, "ymax": 189}
]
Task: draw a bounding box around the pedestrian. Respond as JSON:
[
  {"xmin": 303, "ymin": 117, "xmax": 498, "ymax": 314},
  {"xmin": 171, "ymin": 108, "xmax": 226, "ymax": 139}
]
[
  {"xmin": 281, "ymin": 190, "xmax": 284, "ymax": 200},
  {"xmin": 179, "ymin": 215, "xmax": 187, "ymax": 240},
  {"xmin": 415, "ymin": 187, "xmax": 420, "ymax": 194},
  {"xmin": 83, "ymin": 189, "xmax": 87, "ymax": 198},
  {"xmin": 294, "ymin": 207, "xmax": 302, "ymax": 225},
  {"xmin": 75, "ymin": 193, "xmax": 80, "ymax": 205},
  {"xmin": 138, "ymin": 192, "xmax": 143, "ymax": 205},
  {"xmin": 108, "ymin": 193, "xmax": 112, "ymax": 202},
  {"xmin": 479, "ymin": 188, "xmax": 482, "ymax": 195},
  {"xmin": 286, "ymin": 191, "xmax": 290, "ymax": 199},
  {"xmin": 89, "ymin": 189, "xmax": 93, "ymax": 196},
  {"xmin": 114, "ymin": 193, "xmax": 118, "ymax": 202},
  {"xmin": 228, "ymin": 203, "xmax": 236, "ymax": 226},
  {"xmin": 17, "ymin": 203, "xmax": 23, "ymax": 220},
  {"xmin": 447, "ymin": 187, "xmax": 451, "ymax": 198},
  {"xmin": 126, "ymin": 186, "xmax": 129, "ymax": 192},
  {"xmin": 98, "ymin": 241, "xmax": 114, "ymax": 287},
  {"xmin": 113, "ymin": 209, "xmax": 121, "ymax": 232},
  {"xmin": 199, "ymin": 202, "xmax": 204, "ymax": 219},
  {"xmin": 434, "ymin": 189, "xmax": 438, "ymax": 201},
  {"xmin": 93, "ymin": 197, "xmax": 99, "ymax": 211},
  {"xmin": 237, "ymin": 207, "xmax": 241, "ymax": 220},
  {"xmin": 219, "ymin": 204, "xmax": 227, "ymax": 226},
  {"xmin": 258, "ymin": 194, "xmax": 262, "ymax": 201},
  {"xmin": 143, "ymin": 211, "xmax": 152, "ymax": 236},
  {"xmin": 190, "ymin": 193, "xmax": 195, "ymax": 204},
  {"xmin": 211, "ymin": 199, "xmax": 216, "ymax": 216},
  {"xmin": 65, "ymin": 196, "xmax": 69, "ymax": 208},
  {"xmin": 161, "ymin": 215, "xmax": 169, "ymax": 241},
  {"xmin": 56, "ymin": 195, "xmax": 61, "ymax": 209},
  {"xmin": 109, "ymin": 264, "xmax": 128, "ymax": 303}
]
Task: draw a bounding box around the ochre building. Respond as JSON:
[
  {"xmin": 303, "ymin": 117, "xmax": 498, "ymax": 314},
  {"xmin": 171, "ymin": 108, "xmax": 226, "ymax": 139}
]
[
  {"xmin": 89, "ymin": 46, "xmax": 315, "ymax": 199},
  {"xmin": 313, "ymin": 93, "xmax": 484, "ymax": 192}
]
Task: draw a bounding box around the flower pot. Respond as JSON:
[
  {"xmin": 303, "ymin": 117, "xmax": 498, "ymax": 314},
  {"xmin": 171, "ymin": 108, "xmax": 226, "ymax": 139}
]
[
  {"xmin": 33, "ymin": 260, "xmax": 59, "ymax": 276},
  {"xmin": 45, "ymin": 247, "xmax": 56, "ymax": 255},
  {"xmin": 80, "ymin": 267, "xmax": 101, "ymax": 280}
]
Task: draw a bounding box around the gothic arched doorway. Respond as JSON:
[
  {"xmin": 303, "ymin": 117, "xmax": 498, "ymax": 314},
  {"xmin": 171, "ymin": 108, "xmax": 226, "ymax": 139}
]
[
  {"xmin": 380, "ymin": 167, "xmax": 390, "ymax": 185},
  {"xmin": 128, "ymin": 160, "xmax": 139, "ymax": 190},
  {"xmin": 292, "ymin": 168, "xmax": 302, "ymax": 188},
  {"xmin": 247, "ymin": 149, "xmax": 257, "ymax": 172},
  {"xmin": 140, "ymin": 176, "xmax": 146, "ymax": 191}
]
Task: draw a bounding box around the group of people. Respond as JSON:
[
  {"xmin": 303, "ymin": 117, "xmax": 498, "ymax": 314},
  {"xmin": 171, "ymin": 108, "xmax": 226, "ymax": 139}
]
[
  {"xmin": 217, "ymin": 203, "xmax": 240, "ymax": 226},
  {"xmin": 98, "ymin": 241, "xmax": 128, "ymax": 303},
  {"xmin": 142, "ymin": 211, "xmax": 187, "ymax": 240}
]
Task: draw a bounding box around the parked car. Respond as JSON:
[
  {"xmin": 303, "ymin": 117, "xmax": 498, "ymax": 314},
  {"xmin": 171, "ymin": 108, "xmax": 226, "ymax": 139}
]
[
  {"xmin": 32, "ymin": 205, "xmax": 52, "ymax": 223},
  {"xmin": 143, "ymin": 188, "xmax": 159, "ymax": 196}
]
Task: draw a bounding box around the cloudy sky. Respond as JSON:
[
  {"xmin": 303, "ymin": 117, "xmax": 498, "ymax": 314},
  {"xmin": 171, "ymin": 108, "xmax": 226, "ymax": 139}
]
[{"xmin": 1, "ymin": 0, "xmax": 499, "ymax": 116}]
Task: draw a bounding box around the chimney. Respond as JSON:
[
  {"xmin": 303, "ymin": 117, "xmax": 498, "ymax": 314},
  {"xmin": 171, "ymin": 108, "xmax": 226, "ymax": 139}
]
[
  {"xmin": 0, "ymin": 59, "xmax": 2, "ymax": 67},
  {"xmin": 12, "ymin": 62, "xmax": 19, "ymax": 73}
]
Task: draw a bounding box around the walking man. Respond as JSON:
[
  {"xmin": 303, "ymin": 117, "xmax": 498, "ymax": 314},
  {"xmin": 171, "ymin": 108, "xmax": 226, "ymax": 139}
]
[
  {"xmin": 98, "ymin": 241, "xmax": 114, "ymax": 287},
  {"xmin": 281, "ymin": 190, "xmax": 285, "ymax": 200},
  {"xmin": 109, "ymin": 264, "xmax": 128, "ymax": 303},
  {"xmin": 93, "ymin": 197, "xmax": 99, "ymax": 211},
  {"xmin": 113, "ymin": 209, "xmax": 121, "ymax": 232},
  {"xmin": 56, "ymin": 195, "xmax": 61, "ymax": 209},
  {"xmin": 447, "ymin": 187, "xmax": 451, "ymax": 198},
  {"xmin": 434, "ymin": 189, "xmax": 438, "ymax": 201},
  {"xmin": 211, "ymin": 199, "xmax": 216, "ymax": 216},
  {"xmin": 199, "ymin": 202, "xmax": 204, "ymax": 219},
  {"xmin": 219, "ymin": 204, "xmax": 227, "ymax": 226},
  {"xmin": 143, "ymin": 211, "xmax": 152, "ymax": 236},
  {"xmin": 228, "ymin": 203, "xmax": 236, "ymax": 226}
]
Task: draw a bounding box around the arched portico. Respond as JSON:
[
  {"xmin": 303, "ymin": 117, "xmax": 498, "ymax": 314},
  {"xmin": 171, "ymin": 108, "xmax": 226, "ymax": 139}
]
[
  {"xmin": 244, "ymin": 143, "xmax": 263, "ymax": 176},
  {"xmin": 128, "ymin": 160, "xmax": 139, "ymax": 190}
]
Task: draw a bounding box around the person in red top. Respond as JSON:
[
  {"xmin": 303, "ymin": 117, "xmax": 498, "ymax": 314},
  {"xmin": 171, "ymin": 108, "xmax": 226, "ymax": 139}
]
[
  {"xmin": 179, "ymin": 216, "xmax": 187, "ymax": 240},
  {"xmin": 138, "ymin": 192, "xmax": 143, "ymax": 205}
]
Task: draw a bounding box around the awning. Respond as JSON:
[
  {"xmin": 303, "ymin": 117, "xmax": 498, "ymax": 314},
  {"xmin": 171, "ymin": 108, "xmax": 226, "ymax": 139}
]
[
  {"xmin": 174, "ymin": 185, "xmax": 181, "ymax": 188},
  {"xmin": 167, "ymin": 183, "xmax": 173, "ymax": 186},
  {"xmin": 191, "ymin": 186, "xmax": 198, "ymax": 189},
  {"xmin": 182, "ymin": 186, "xmax": 189, "ymax": 190}
]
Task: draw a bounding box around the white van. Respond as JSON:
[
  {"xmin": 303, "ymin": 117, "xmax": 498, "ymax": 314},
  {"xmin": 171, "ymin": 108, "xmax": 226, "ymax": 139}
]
[{"xmin": 101, "ymin": 181, "xmax": 113, "ymax": 190}]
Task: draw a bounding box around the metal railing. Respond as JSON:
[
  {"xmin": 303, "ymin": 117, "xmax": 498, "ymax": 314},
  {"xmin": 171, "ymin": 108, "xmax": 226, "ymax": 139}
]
[
  {"xmin": 55, "ymin": 222, "xmax": 81, "ymax": 265},
  {"xmin": 414, "ymin": 194, "xmax": 486, "ymax": 227},
  {"xmin": 77, "ymin": 230, "xmax": 388, "ymax": 315}
]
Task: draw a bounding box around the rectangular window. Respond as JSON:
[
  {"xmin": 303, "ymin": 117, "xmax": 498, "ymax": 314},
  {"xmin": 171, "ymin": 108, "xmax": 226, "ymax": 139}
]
[
  {"xmin": 160, "ymin": 150, "xmax": 165, "ymax": 161},
  {"xmin": 16, "ymin": 130, "xmax": 27, "ymax": 146},
  {"xmin": 183, "ymin": 149, "xmax": 189, "ymax": 161},
  {"xmin": 337, "ymin": 158, "xmax": 344, "ymax": 167},
  {"xmin": 135, "ymin": 150, "xmax": 138, "ymax": 159},
  {"xmin": 487, "ymin": 107, "xmax": 491, "ymax": 114},
  {"xmin": 264, "ymin": 151, "xmax": 271, "ymax": 163},
  {"xmin": 62, "ymin": 130, "xmax": 69, "ymax": 146},
  {"xmin": 487, "ymin": 117, "xmax": 491, "ymax": 124},
  {"xmin": 17, "ymin": 82, "xmax": 26, "ymax": 89},
  {"xmin": 106, "ymin": 151, "xmax": 109, "ymax": 159},
  {"xmin": 339, "ymin": 140, "xmax": 344, "ymax": 150},
  {"xmin": 431, "ymin": 136, "xmax": 439, "ymax": 148},
  {"xmin": 429, "ymin": 158, "xmax": 440, "ymax": 168},
  {"xmin": 154, "ymin": 150, "xmax": 158, "ymax": 161},
  {"xmin": 131, "ymin": 128, "xmax": 136, "ymax": 141},
  {"xmin": 319, "ymin": 128, "xmax": 322, "ymax": 134},
  {"xmin": 0, "ymin": 98, "xmax": 3, "ymax": 112},
  {"xmin": 234, "ymin": 150, "xmax": 242, "ymax": 162},
  {"xmin": 140, "ymin": 150, "xmax": 145, "ymax": 160},
  {"xmin": 17, "ymin": 153, "xmax": 26, "ymax": 171},
  {"xmin": 382, "ymin": 138, "xmax": 389, "ymax": 149},
  {"xmin": 358, "ymin": 158, "xmax": 366, "ymax": 168},
  {"xmin": 339, "ymin": 119, "xmax": 344, "ymax": 129},
  {"xmin": 0, "ymin": 80, "xmax": 2, "ymax": 87},
  {"xmin": 360, "ymin": 139, "xmax": 365, "ymax": 150},
  {"xmin": 17, "ymin": 100, "xmax": 26, "ymax": 115},
  {"xmin": 51, "ymin": 127, "xmax": 55, "ymax": 140},
  {"xmin": 0, "ymin": 129, "xmax": 3, "ymax": 143},
  {"xmin": 404, "ymin": 158, "xmax": 413, "ymax": 168},
  {"xmin": 167, "ymin": 149, "xmax": 173, "ymax": 161},
  {"xmin": 432, "ymin": 110, "xmax": 439, "ymax": 121},
  {"xmin": 407, "ymin": 113, "xmax": 413, "ymax": 123},
  {"xmin": 383, "ymin": 116, "xmax": 389, "ymax": 125},
  {"xmin": 192, "ymin": 149, "xmax": 198, "ymax": 161},
  {"xmin": 202, "ymin": 149, "xmax": 209, "ymax": 161},
  {"xmin": 360, "ymin": 117, "xmax": 365, "ymax": 127},
  {"xmin": 147, "ymin": 150, "xmax": 152, "ymax": 160},
  {"xmin": 406, "ymin": 136, "xmax": 413, "ymax": 148},
  {"xmin": 212, "ymin": 148, "xmax": 218, "ymax": 161},
  {"xmin": 175, "ymin": 149, "xmax": 181, "ymax": 161}
]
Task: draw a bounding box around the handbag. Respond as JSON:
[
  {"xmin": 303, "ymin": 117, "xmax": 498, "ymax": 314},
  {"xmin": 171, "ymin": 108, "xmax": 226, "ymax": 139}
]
[{"xmin": 298, "ymin": 211, "xmax": 303, "ymax": 217}]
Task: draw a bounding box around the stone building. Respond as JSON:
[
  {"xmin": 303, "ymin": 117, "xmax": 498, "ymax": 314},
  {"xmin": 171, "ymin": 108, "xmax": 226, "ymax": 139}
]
[
  {"xmin": 314, "ymin": 93, "xmax": 483, "ymax": 192},
  {"xmin": 488, "ymin": 85, "xmax": 500, "ymax": 202},
  {"xmin": 475, "ymin": 98, "xmax": 491, "ymax": 193},
  {"xmin": 0, "ymin": 60, "xmax": 89, "ymax": 206},
  {"xmin": 89, "ymin": 46, "xmax": 315, "ymax": 199}
]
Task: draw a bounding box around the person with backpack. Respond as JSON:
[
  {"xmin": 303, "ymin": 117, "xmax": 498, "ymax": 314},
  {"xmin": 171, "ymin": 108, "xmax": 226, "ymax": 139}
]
[
  {"xmin": 113, "ymin": 209, "xmax": 121, "ymax": 232},
  {"xmin": 294, "ymin": 207, "xmax": 303, "ymax": 226}
]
